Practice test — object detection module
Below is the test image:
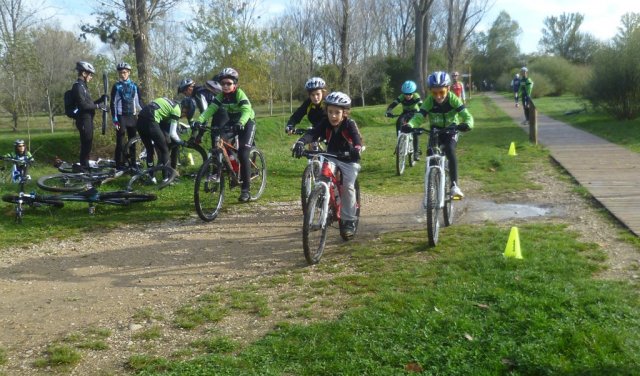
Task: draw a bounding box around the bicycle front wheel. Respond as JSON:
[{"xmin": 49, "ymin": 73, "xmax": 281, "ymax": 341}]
[
  {"xmin": 443, "ymin": 160, "xmax": 455, "ymax": 227},
  {"xmin": 425, "ymin": 167, "xmax": 441, "ymax": 247},
  {"xmin": 194, "ymin": 157, "xmax": 225, "ymax": 222},
  {"xmin": 248, "ymin": 147, "xmax": 267, "ymax": 200},
  {"xmin": 396, "ymin": 135, "xmax": 407, "ymax": 176},
  {"xmin": 303, "ymin": 185, "xmax": 329, "ymax": 265},
  {"xmin": 37, "ymin": 173, "xmax": 92, "ymax": 193},
  {"xmin": 126, "ymin": 165, "xmax": 177, "ymax": 191}
]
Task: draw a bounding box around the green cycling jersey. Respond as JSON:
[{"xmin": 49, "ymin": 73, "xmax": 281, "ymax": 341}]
[
  {"xmin": 407, "ymin": 91, "xmax": 474, "ymax": 129},
  {"xmin": 151, "ymin": 97, "xmax": 181, "ymax": 124},
  {"xmin": 197, "ymin": 88, "xmax": 255, "ymax": 126},
  {"xmin": 387, "ymin": 92, "xmax": 423, "ymax": 113}
]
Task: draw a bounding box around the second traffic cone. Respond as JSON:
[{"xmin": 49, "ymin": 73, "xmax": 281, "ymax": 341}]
[
  {"xmin": 508, "ymin": 142, "xmax": 517, "ymax": 156},
  {"xmin": 504, "ymin": 227, "xmax": 523, "ymax": 259}
]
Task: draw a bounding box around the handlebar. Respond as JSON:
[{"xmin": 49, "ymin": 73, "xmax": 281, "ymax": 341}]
[{"xmin": 0, "ymin": 156, "xmax": 34, "ymax": 166}]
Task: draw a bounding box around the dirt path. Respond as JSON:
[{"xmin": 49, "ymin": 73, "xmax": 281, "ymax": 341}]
[{"xmin": 1, "ymin": 162, "xmax": 638, "ymax": 375}]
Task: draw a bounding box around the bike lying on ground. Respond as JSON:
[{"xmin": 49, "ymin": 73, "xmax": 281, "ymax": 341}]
[
  {"xmin": 423, "ymin": 124, "xmax": 459, "ymax": 246},
  {"xmin": 1, "ymin": 156, "xmax": 63, "ymax": 223},
  {"xmin": 194, "ymin": 125, "xmax": 267, "ymax": 222},
  {"xmin": 301, "ymin": 150, "xmax": 361, "ymax": 265}
]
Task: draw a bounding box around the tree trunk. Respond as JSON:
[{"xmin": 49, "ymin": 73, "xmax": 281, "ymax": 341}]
[
  {"xmin": 45, "ymin": 88, "xmax": 54, "ymax": 133},
  {"xmin": 132, "ymin": 0, "xmax": 153, "ymax": 103},
  {"xmin": 339, "ymin": 0, "xmax": 350, "ymax": 93},
  {"xmin": 413, "ymin": 0, "xmax": 434, "ymax": 96}
]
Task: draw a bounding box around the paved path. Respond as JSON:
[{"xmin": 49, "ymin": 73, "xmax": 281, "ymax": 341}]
[{"xmin": 486, "ymin": 92, "xmax": 640, "ymax": 237}]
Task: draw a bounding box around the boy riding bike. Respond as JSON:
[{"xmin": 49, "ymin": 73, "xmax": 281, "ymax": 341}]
[
  {"xmin": 194, "ymin": 67, "xmax": 257, "ymax": 203},
  {"xmin": 386, "ymin": 80, "xmax": 423, "ymax": 161},
  {"xmin": 293, "ymin": 91, "xmax": 363, "ymax": 238},
  {"xmin": 407, "ymin": 71, "xmax": 473, "ymax": 198}
]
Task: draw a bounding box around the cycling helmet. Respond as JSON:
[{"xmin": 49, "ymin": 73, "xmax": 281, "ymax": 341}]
[
  {"xmin": 521, "ymin": 66, "xmax": 528, "ymax": 72},
  {"xmin": 177, "ymin": 78, "xmax": 195, "ymax": 94},
  {"xmin": 324, "ymin": 91, "xmax": 351, "ymax": 108},
  {"xmin": 75, "ymin": 61, "xmax": 96, "ymax": 74},
  {"xmin": 515, "ymin": 73, "xmax": 520, "ymax": 78},
  {"xmin": 305, "ymin": 77, "xmax": 326, "ymax": 91},
  {"xmin": 401, "ymin": 80, "xmax": 417, "ymax": 94},
  {"xmin": 205, "ymin": 80, "xmax": 222, "ymax": 93},
  {"xmin": 427, "ymin": 71, "xmax": 451, "ymax": 88},
  {"xmin": 180, "ymin": 97, "xmax": 197, "ymax": 119},
  {"xmin": 219, "ymin": 67, "xmax": 239, "ymax": 83},
  {"xmin": 116, "ymin": 62, "xmax": 132, "ymax": 71},
  {"xmin": 14, "ymin": 139, "xmax": 25, "ymax": 147}
]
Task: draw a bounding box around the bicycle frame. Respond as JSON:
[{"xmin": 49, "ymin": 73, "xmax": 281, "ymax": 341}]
[{"xmin": 308, "ymin": 152, "xmax": 343, "ymax": 227}]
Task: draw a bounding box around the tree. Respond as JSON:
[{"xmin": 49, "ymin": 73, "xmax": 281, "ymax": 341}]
[
  {"xmin": 81, "ymin": 0, "xmax": 182, "ymax": 103},
  {"xmin": 413, "ymin": 0, "xmax": 436, "ymax": 96},
  {"xmin": 445, "ymin": 0, "xmax": 490, "ymax": 72},
  {"xmin": 539, "ymin": 12, "xmax": 596, "ymax": 63},
  {"xmin": 471, "ymin": 11, "xmax": 521, "ymax": 85},
  {"xmin": 613, "ymin": 12, "xmax": 640, "ymax": 47}
]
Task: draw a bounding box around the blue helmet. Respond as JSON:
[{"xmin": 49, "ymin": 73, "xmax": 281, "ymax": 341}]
[
  {"xmin": 401, "ymin": 80, "xmax": 417, "ymax": 94},
  {"xmin": 427, "ymin": 71, "xmax": 451, "ymax": 88}
]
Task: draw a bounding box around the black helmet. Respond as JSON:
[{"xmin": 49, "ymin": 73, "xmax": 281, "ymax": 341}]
[
  {"xmin": 116, "ymin": 62, "xmax": 132, "ymax": 71},
  {"xmin": 180, "ymin": 97, "xmax": 197, "ymax": 119},
  {"xmin": 75, "ymin": 61, "xmax": 96, "ymax": 74},
  {"xmin": 218, "ymin": 68, "xmax": 239, "ymax": 83},
  {"xmin": 177, "ymin": 78, "xmax": 195, "ymax": 94}
]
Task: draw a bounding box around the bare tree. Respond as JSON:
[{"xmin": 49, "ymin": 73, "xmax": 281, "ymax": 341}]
[
  {"xmin": 413, "ymin": 0, "xmax": 436, "ymax": 96},
  {"xmin": 445, "ymin": 0, "xmax": 490, "ymax": 73}
]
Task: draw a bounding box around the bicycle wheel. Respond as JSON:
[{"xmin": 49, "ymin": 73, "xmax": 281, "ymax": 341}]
[
  {"xmin": 396, "ymin": 135, "xmax": 407, "ymax": 176},
  {"xmin": 425, "ymin": 166, "xmax": 441, "ymax": 246},
  {"xmin": 177, "ymin": 143, "xmax": 207, "ymax": 179},
  {"xmin": 300, "ymin": 161, "xmax": 320, "ymax": 213},
  {"xmin": 37, "ymin": 173, "xmax": 92, "ymax": 193},
  {"xmin": 443, "ymin": 160, "xmax": 455, "ymax": 227},
  {"xmin": 126, "ymin": 165, "xmax": 177, "ymax": 191},
  {"xmin": 98, "ymin": 191, "xmax": 157, "ymax": 205},
  {"xmin": 303, "ymin": 185, "xmax": 329, "ymax": 265},
  {"xmin": 408, "ymin": 135, "xmax": 416, "ymax": 168},
  {"xmin": 194, "ymin": 157, "xmax": 225, "ymax": 222},
  {"xmin": 248, "ymin": 147, "xmax": 267, "ymax": 200},
  {"xmin": 124, "ymin": 136, "xmax": 144, "ymax": 169},
  {"xmin": 340, "ymin": 179, "xmax": 361, "ymax": 241}
]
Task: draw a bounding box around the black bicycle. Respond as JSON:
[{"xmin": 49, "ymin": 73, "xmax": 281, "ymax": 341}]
[{"xmin": 1, "ymin": 156, "xmax": 64, "ymax": 223}]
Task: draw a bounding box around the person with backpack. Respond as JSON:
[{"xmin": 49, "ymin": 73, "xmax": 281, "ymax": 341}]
[
  {"xmin": 110, "ymin": 62, "xmax": 142, "ymax": 170},
  {"xmin": 68, "ymin": 61, "xmax": 108, "ymax": 170}
]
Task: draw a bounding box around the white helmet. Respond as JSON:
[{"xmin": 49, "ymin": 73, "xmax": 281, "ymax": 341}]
[
  {"xmin": 521, "ymin": 66, "xmax": 528, "ymax": 72},
  {"xmin": 325, "ymin": 91, "xmax": 351, "ymax": 108},
  {"xmin": 305, "ymin": 77, "xmax": 326, "ymax": 91},
  {"xmin": 75, "ymin": 61, "xmax": 96, "ymax": 74},
  {"xmin": 427, "ymin": 71, "xmax": 451, "ymax": 88}
]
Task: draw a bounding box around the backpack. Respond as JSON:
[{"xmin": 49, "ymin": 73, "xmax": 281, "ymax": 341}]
[{"xmin": 64, "ymin": 84, "xmax": 78, "ymax": 119}]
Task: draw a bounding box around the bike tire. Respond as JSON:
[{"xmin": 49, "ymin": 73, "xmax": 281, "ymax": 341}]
[
  {"xmin": 126, "ymin": 165, "xmax": 177, "ymax": 191},
  {"xmin": 340, "ymin": 179, "xmax": 361, "ymax": 241},
  {"xmin": 300, "ymin": 162, "xmax": 320, "ymax": 213},
  {"xmin": 177, "ymin": 142, "xmax": 207, "ymax": 179},
  {"xmin": 425, "ymin": 167, "xmax": 441, "ymax": 246},
  {"xmin": 443, "ymin": 160, "xmax": 455, "ymax": 227},
  {"xmin": 396, "ymin": 135, "xmax": 407, "ymax": 176},
  {"xmin": 124, "ymin": 136, "xmax": 144, "ymax": 170},
  {"xmin": 248, "ymin": 147, "xmax": 267, "ymax": 200},
  {"xmin": 303, "ymin": 185, "xmax": 329, "ymax": 265},
  {"xmin": 194, "ymin": 157, "xmax": 225, "ymax": 222},
  {"xmin": 37, "ymin": 173, "xmax": 93, "ymax": 193},
  {"xmin": 97, "ymin": 191, "xmax": 157, "ymax": 205}
]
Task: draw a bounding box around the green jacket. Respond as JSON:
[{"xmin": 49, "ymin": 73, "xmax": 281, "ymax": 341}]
[
  {"xmin": 407, "ymin": 92, "xmax": 474, "ymax": 129},
  {"xmin": 151, "ymin": 97, "xmax": 181, "ymax": 124},
  {"xmin": 387, "ymin": 92, "xmax": 422, "ymax": 113},
  {"xmin": 197, "ymin": 88, "xmax": 255, "ymax": 126},
  {"xmin": 519, "ymin": 77, "xmax": 533, "ymax": 98}
]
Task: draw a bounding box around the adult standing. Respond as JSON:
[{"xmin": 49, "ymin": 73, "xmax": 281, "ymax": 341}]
[
  {"xmin": 110, "ymin": 62, "xmax": 142, "ymax": 170},
  {"xmin": 72, "ymin": 61, "xmax": 108, "ymax": 170},
  {"xmin": 518, "ymin": 67, "xmax": 534, "ymax": 125}
]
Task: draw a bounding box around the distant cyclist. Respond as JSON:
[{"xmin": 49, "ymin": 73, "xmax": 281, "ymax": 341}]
[
  {"xmin": 407, "ymin": 71, "xmax": 474, "ymax": 199},
  {"xmin": 386, "ymin": 80, "xmax": 423, "ymax": 161},
  {"xmin": 194, "ymin": 67, "xmax": 256, "ymax": 203},
  {"xmin": 518, "ymin": 67, "xmax": 534, "ymax": 125},
  {"xmin": 510, "ymin": 73, "xmax": 520, "ymax": 107},
  {"xmin": 450, "ymin": 71, "xmax": 466, "ymax": 104}
]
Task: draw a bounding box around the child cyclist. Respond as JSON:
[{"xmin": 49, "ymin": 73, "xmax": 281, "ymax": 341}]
[
  {"xmin": 407, "ymin": 71, "xmax": 473, "ymax": 199},
  {"xmin": 194, "ymin": 67, "xmax": 256, "ymax": 203},
  {"xmin": 385, "ymin": 80, "xmax": 423, "ymax": 161},
  {"xmin": 293, "ymin": 92, "xmax": 363, "ymax": 238},
  {"xmin": 3, "ymin": 139, "xmax": 34, "ymax": 182},
  {"xmin": 285, "ymin": 77, "xmax": 327, "ymax": 134}
]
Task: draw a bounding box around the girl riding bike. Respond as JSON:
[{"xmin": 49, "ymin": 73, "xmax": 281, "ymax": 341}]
[
  {"xmin": 293, "ymin": 91, "xmax": 363, "ymax": 238},
  {"xmin": 407, "ymin": 71, "xmax": 474, "ymax": 198},
  {"xmin": 386, "ymin": 80, "xmax": 423, "ymax": 161}
]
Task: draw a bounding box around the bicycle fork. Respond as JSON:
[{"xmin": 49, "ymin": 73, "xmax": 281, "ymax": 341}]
[
  {"xmin": 424, "ymin": 156, "xmax": 446, "ymax": 209},
  {"xmin": 312, "ymin": 181, "xmax": 331, "ymax": 230}
]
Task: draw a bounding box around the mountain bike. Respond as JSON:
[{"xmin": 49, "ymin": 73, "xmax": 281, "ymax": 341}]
[
  {"xmin": 1, "ymin": 156, "xmax": 63, "ymax": 223},
  {"xmin": 424, "ymin": 125, "xmax": 459, "ymax": 246},
  {"xmin": 387, "ymin": 113, "xmax": 422, "ymax": 175},
  {"xmin": 194, "ymin": 125, "xmax": 267, "ymax": 222},
  {"xmin": 301, "ymin": 150, "xmax": 361, "ymax": 265}
]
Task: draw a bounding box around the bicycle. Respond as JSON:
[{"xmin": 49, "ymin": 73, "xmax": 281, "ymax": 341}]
[
  {"xmin": 1, "ymin": 156, "xmax": 63, "ymax": 223},
  {"xmin": 301, "ymin": 150, "xmax": 361, "ymax": 265},
  {"xmin": 194, "ymin": 125, "xmax": 267, "ymax": 222},
  {"xmin": 423, "ymin": 124, "xmax": 459, "ymax": 246},
  {"xmin": 387, "ymin": 113, "xmax": 422, "ymax": 175},
  {"xmin": 290, "ymin": 127, "xmax": 325, "ymax": 212}
]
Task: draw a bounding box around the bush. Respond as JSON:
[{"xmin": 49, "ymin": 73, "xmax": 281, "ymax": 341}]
[
  {"xmin": 529, "ymin": 56, "xmax": 587, "ymax": 96},
  {"xmin": 585, "ymin": 29, "xmax": 640, "ymax": 119}
]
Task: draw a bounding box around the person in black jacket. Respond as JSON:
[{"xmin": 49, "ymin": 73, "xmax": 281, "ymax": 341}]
[
  {"xmin": 110, "ymin": 62, "xmax": 142, "ymax": 170},
  {"xmin": 72, "ymin": 61, "xmax": 108, "ymax": 169}
]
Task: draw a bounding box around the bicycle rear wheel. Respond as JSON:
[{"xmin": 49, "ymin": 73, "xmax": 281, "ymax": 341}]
[
  {"xmin": 248, "ymin": 147, "xmax": 267, "ymax": 200},
  {"xmin": 396, "ymin": 135, "xmax": 407, "ymax": 176},
  {"xmin": 126, "ymin": 165, "xmax": 177, "ymax": 191},
  {"xmin": 303, "ymin": 185, "xmax": 329, "ymax": 265},
  {"xmin": 98, "ymin": 191, "xmax": 157, "ymax": 205},
  {"xmin": 300, "ymin": 161, "xmax": 320, "ymax": 213},
  {"xmin": 124, "ymin": 136, "xmax": 144, "ymax": 170},
  {"xmin": 194, "ymin": 157, "xmax": 225, "ymax": 222},
  {"xmin": 443, "ymin": 160, "xmax": 455, "ymax": 227},
  {"xmin": 425, "ymin": 167, "xmax": 441, "ymax": 246},
  {"xmin": 37, "ymin": 173, "xmax": 92, "ymax": 192},
  {"xmin": 177, "ymin": 143, "xmax": 207, "ymax": 179}
]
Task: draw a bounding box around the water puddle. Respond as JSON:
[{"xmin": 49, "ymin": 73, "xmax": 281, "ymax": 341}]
[{"xmin": 461, "ymin": 200, "xmax": 557, "ymax": 223}]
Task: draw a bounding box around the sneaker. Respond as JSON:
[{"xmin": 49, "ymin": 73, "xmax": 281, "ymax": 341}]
[
  {"xmin": 451, "ymin": 183, "xmax": 464, "ymax": 199},
  {"xmin": 239, "ymin": 190, "xmax": 251, "ymax": 202},
  {"xmin": 340, "ymin": 220, "xmax": 356, "ymax": 238}
]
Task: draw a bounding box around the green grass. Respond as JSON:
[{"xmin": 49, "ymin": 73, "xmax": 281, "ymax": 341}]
[{"xmin": 33, "ymin": 344, "xmax": 82, "ymax": 368}]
